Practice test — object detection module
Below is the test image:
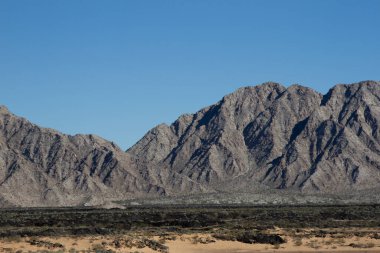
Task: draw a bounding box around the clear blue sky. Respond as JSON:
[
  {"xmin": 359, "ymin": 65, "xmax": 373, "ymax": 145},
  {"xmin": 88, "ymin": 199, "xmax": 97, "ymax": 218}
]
[{"xmin": 0, "ymin": 0, "xmax": 379, "ymax": 149}]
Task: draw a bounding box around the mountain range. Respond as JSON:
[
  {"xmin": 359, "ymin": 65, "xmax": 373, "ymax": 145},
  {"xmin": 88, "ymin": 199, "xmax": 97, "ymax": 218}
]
[{"xmin": 1, "ymin": 80, "xmax": 379, "ymax": 207}]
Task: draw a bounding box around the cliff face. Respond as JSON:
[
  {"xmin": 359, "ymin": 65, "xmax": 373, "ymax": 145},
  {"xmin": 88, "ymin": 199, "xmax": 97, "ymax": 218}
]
[{"xmin": 1, "ymin": 81, "xmax": 380, "ymax": 207}]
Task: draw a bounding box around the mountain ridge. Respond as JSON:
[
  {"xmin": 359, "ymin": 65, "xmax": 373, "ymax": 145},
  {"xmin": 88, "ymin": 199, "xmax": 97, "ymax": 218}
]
[
  {"xmin": 127, "ymin": 80, "xmax": 380, "ymax": 194},
  {"xmin": 1, "ymin": 80, "xmax": 380, "ymax": 207}
]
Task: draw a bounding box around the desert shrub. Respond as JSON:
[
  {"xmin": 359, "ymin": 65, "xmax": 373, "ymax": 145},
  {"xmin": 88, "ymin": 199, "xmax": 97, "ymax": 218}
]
[
  {"xmin": 141, "ymin": 238, "xmax": 169, "ymax": 253},
  {"xmin": 3, "ymin": 235, "xmax": 22, "ymax": 243},
  {"xmin": 315, "ymin": 230, "xmax": 328, "ymax": 238},
  {"xmin": 112, "ymin": 238, "xmax": 122, "ymax": 248},
  {"xmin": 212, "ymin": 232, "xmax": 236, "ymax": 241},
  {"xmin": 293, "ymin": 237, "xmax": 302, "ymax": 246},
  {"xmin": 92, "ymin": 243, "xmax": 115, "ymax": 253},
  {"xmin": 236, "ymin": 231, "xmax": 285, "ymax": 245},
  {"xmin": 349, "ymin": 242, "xmax": 375, "ymax": 248},
  {"xmin": 190, "ymin": 235, "xmax": 215, "ymax": 244},
  {"xmin": 27, "ymin": 239, "xmax": 64, "ymax": 249},
  {"xmin": 306, "ymin": 240, "xmax": 321, "ymax": 249}
]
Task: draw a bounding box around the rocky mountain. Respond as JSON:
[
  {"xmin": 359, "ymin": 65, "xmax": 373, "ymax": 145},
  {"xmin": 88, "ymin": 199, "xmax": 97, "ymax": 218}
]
[
  {"xmin": 0, "ymin": 106, "xmax": 165, "ymax": 207},
  {"xmin": 1, "ymin": 80, "xmax": 380, "ymax": 207},
  {"xmin": 127, "ymin": 80, "xmax": 380, "ymax": 195}
]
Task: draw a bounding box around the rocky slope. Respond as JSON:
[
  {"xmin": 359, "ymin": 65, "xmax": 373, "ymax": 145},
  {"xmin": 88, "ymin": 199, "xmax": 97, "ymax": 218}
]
[
  {"xmin": 0, "ymin": 106, "xmax": 165, "ymax": 207},
  {"xmin": 128, "ymin": 80, "xmax": 380, "ymax": 194},
  {"xmin": 1, "ymin": 80, "xmax": 380, "ymax": 206}
]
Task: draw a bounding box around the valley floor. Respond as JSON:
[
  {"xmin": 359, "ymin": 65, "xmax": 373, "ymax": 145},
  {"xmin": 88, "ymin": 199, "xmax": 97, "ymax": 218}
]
[
  {"xmin": 1, "ymin": 228, "xmax": 380, "ymax": 253},
  {"xmin": 0, "ymin": 204, "xmax": 379, "ymax": 252}
]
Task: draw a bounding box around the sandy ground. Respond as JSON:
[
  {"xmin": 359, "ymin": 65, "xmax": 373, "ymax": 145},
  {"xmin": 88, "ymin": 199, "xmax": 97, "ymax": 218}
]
[
  {"xmin": 1, "ymin": 230, "xmax": 380, "ymax": 252},
  {"xmin": 165, "ymin": 235, "xmax": 380, "ymax": 253}
]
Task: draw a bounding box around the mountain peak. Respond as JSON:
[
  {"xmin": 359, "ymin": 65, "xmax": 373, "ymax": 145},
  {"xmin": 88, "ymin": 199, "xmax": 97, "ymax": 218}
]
[
  {"xmin": 222, "ymin": 82, "xmax": 286, "ymax": 105},
  {"xmin": 287, "ymin": 83, "xmax": 317, "ymax": 92},
  {"xmin": 355, "ymin": 80, "xmax": 379, "ymax": 86},
  {"xmin": 256, "ymin": 81, "xmax": 285, "ymax": 90},
  {"xmin": 235, "ymin": 82, "xmax": 285, "ymax": 95},
  {"xmin": 0, "ymin": 105, "xmax": 10, "ymax": 114}
]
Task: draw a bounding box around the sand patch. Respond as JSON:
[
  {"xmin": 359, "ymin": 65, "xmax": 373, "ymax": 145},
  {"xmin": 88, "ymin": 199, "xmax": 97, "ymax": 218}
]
[{"xmin": 1, "ymin": 229, "xmax": 380, "ymax": 252}]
